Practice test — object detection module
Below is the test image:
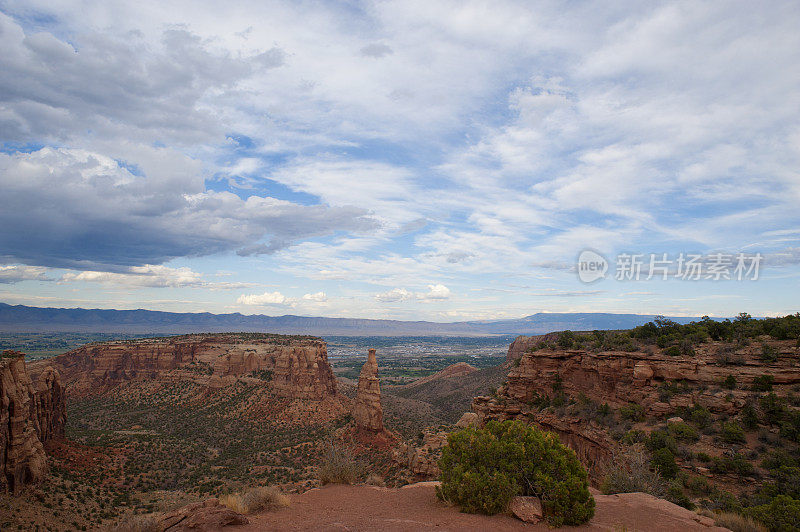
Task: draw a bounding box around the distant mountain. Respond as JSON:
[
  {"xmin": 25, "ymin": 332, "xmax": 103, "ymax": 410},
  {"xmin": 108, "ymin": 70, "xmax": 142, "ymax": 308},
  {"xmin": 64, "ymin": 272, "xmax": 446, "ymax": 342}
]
[{"xmin": 0, "ymin": 302, "xmax": 706, "ymax": 336}]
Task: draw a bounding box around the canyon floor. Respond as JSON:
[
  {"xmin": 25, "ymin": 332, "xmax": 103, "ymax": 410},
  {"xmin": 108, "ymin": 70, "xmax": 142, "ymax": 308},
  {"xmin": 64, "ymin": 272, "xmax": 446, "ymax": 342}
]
[{"xmin": 237, "ymin": 482, "xmax": 725, "ymax": 531}]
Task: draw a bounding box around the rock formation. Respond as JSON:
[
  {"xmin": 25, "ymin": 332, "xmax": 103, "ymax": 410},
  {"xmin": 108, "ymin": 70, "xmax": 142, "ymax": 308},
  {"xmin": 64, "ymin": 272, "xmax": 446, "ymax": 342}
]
[
  {"xmin": 33, "ymin": 333, "xmax": 338, "ymax": 401},
  {"xmin": 474, "ymin": 338, "xmax": 800, "ymax": 477},
  {"xmin": 353, "ymin": 348, "xmax": 383, "ymax": 432},
  {"xmin": 1, "ymin": 350, "xmax": 66, "ymax": 492}
]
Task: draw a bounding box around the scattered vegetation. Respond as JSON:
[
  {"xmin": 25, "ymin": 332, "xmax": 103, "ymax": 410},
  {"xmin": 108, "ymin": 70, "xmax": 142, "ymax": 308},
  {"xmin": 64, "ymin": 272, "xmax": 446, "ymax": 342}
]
[
  {"xmin": 220, "ymin": 486, "xmax": 289, "ymax": 514},
  {"xmin": 318, "ymin": 444, "xmax": 365, "ymax": 485}
]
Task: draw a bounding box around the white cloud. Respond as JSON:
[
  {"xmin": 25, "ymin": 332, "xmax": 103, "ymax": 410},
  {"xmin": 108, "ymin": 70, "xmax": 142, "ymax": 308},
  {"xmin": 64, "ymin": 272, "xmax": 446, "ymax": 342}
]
[
  {"xmin": 302, "ymin": 291, "xmax": 328, "ymax": 302},
  {"xmin": 237, "ymin": 291, "xmax": 290, "ymax": 306},
  {"xmin": 58, "ymin": 264, "xmax": 251, "ymax": 289},
  {"xmin": 374, "ymin": 284, "xmax": 451, "ymax": 303},
  {"xmin": 0, "ymin": 264, "xmax": 50, "ymax": 284}
]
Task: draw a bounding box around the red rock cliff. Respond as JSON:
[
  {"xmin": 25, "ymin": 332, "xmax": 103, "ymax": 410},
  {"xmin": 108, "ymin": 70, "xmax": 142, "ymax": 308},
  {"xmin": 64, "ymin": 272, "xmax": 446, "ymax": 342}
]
[
  {"xmin": 353, "ymin": 348, "xmax": 383, "ymax": 432},
  {"xmin": 1, "ymin": 351, "xmax": 66, "ymax": 492},
  {"xmin": 35, "ymin": 334, "xmax": 338, "ymax": 401}
]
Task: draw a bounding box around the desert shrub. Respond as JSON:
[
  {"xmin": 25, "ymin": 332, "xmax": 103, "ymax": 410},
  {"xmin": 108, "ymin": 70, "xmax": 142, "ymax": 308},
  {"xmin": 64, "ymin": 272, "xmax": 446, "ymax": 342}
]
[
  {"xmin": 760, "ymin": 449, "xmax": 798, "ymax": 471},
  {"xmin": 667, "ymin": 479, "xmax": 694, "ymax": 509},
  {"xmin": 664, "ymin": 345, "xmax": 681, "ymax": 357},
  {"xmin": 780, "ymin": 410, "xmax": 800, "ymax": 443},
  {"xmin": 685, "ymin": 475, "xmax": 713, "ymax": 497},
  {"xmin": 742, "ymin": 402, "xmax": 760, "ymax": 431},
  {"xmin": 318, "ymin": 444, "xmax": 365, "ymax": 485},
  {"xmin": 760, "ymin": 344, "xmax": 779, "ymax": 363},
  {"xmin": 620, "ymin": 429, "xmax": 647, "ymax": 445},
  {"xmin": 710, "ymin": 454, "xmax": 755, "ymax": 477},
  {"xmin": 646, "ymin": 429, "xmax": 678, "ymax": 454},
  {"xmin": 753, "ymin": 375, "xmax": 775, "ymax": 392},
  {"xmin": 437, "ymin": 420, "xmax": 595, "ymax": 526},
  {"xmin": 683, "ymin": 404, "xmax": 713, "ymax": 428},
  {"xmin": 600, "ymin": 445, "xmax": 666, "ymax": 497},
  {"xmin": 558, "ymin": 331, "xmax": 576, "ymax": 348},
  {"xmin": 220, "ymin": 486, "xmax": 289, "ymax": 514},
  {"xmin": 113, "ymin": 514, "xmax": 159, "ymax": 532},
  {"xmin": 619, "ymin": 403, "xmax": 645, "ymax": 422},
  {"xmin": 651, "ymin": 448, "xmax": 678, "ymax": 479},
  {"xmin": 721, "ymin": 421, "xmax": 747, "ymax": 444},
  {"xmin": 700, "ymin": 510, "xmax": 767, "ymax": 532},
  {"xmin": 759, "ymin": 393, "xmax": 786, "ymax": 425},
  {"xmin": 365, "ymin": 474, "xmax": 385, "ymax": 487},
  {"xmin": 746, "ymin": 495, "xmax": 800, "ymax": 532},
  {"xmin": 723, "ymin": 375, "xmax": 738, "ymax": 390},
  {"xmin": 669, "ymin": 422, "xmax": 699, "ymax": 442}
]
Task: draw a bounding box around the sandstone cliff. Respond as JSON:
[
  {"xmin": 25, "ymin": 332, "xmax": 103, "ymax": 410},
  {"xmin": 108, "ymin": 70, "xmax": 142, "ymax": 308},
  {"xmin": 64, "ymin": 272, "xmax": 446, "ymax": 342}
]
[
  {"xmin": 353, "ymin": 348, "xmax": 383, "ymax": 432},
  {"xmin": 34, "ymin": 334, "xmax": 338, "ymax": 401},
  {"xmin": 1, "ymin": 351, "xmax": 66, "ymax": 492},
  {"xmin": 475, "ymin": 339, "xmax": 800, "ymax": 476}
]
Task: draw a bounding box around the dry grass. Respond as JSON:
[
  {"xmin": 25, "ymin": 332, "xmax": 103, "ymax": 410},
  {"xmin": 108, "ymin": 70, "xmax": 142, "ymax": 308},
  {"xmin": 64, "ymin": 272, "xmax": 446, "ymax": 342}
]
[
  {"xmin": 599, "ymin": 445, "xmax": 667, "ymax": 497},
  {"xmin": 699, "ymin": 510, "xmax": 767, "ymax": 532},
  {"xmin": 318, "ymin": 443, "xmax": 365, "ymax": 485},
  {"xmin": 220, "ymin": 486, "xmax": 290, "ymax": 515},
  {"xmin": 113, "ymin": 513, "xmax": 160, "ymax": 532},
  {"xmin": 365, "ymin": 474, "xmax": 386, "ymax": 487}
]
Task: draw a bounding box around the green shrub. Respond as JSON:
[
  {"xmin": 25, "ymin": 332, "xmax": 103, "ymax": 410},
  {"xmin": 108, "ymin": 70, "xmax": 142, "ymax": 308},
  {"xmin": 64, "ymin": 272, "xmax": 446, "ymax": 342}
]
[
  {"xmin": 760, "ymin": 393, "xmax": 786, "ymax": 425},
  {"xmin": 646, "ymin": 429, "xmax": 678, "ymax": 454},
  {"xmin": 721, "ymin": 421, "xmax": 747, "ymax": 444},
  {"xmin": 742, "ymin": 402, "xmax": 760, "ymax": 431},
  {"xmin": 669, "ymin": 422, "xmax": 700, "ymax": 442},
  {"xmin": 723, "ymin": 375, "xmax": 737, "ymax": 390},
  {"xmin": 667, "ymin": 479, "xmax": 694, "ymax": 510},
  {"xmin": 753, "ymin": 375, "xmax": 775, "ymax": 392},
  {"xmin": 664, "ymin": 345, "xmax": 681, "ymax": 357},
  {"xmin": 710, "ymin": 454, "xmax": 755, "ymax": 477},
  {"xmin": 651, "ymin": 448, "xmax": 678, "ymax": 479},
  {"xmin": 437, "ymin": 420, "xmax": 595, "ymax": 526},
  {"xmin": 746, "ymin": 495, "xmax": 800, "ymax": 532},
  {"xmin": 619, "ymin": 403, "xmax": 645, "ymax": 422},
  {"xmin": 760, "ymin": 344, "xmax": 779, "ymax": 363},
  {"xmin": 683, "ymin": 404, "xmax": 712, "ymax": 428}
]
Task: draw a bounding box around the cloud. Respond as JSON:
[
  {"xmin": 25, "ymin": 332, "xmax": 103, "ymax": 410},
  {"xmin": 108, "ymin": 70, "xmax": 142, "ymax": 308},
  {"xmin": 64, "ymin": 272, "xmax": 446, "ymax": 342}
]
[
  {"xmin": 57, "ymin": 264, "xmax": 251, "ymax": 289},
  {"xmin": 374, "ymin": 284, "xmax": 451, "ymax": 302},
  {"xmin": 0, "ymin": 264, "xmax": 50, "ymax": 284},
  {"xmin": 0, "ymin": 13, "xmax": 284, "ymax": 145},
  {"xmin": 0, "ymin": 148, "xmax": 378, "ymax": 270},
  {"xmin": 423, "ymin": 284, "xmax": 451, "ymax": 300},
  {"xmin": 302, "ymin": 291, "xmax": 328, "ymax": 302},
  {"xmin": 360, "ymin": 43, "xmax": 393, "ymax": 58},
  {"xmin": 237, "ymin": 291, "xmax": 290, "ymax": 306}
]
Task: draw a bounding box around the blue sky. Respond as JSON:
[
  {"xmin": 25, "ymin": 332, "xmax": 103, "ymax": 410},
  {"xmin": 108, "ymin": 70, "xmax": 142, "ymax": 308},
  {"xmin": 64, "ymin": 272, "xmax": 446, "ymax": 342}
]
[{"xmin": 1, "ymin": 1, "xmax": 799, "ymax": 320}]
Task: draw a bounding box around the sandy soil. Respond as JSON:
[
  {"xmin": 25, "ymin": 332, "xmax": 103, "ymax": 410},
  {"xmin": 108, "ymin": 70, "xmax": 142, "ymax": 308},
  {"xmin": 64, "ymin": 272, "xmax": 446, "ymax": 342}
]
[{"xmin": 235, "ymin": 482, "xmax": 728, "ymax": 531}]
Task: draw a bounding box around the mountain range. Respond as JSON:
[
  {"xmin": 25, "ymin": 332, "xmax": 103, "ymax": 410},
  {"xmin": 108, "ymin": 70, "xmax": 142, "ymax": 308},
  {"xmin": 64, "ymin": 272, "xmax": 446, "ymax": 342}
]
[{"xmin": 0, "ymin": 302, "xmax": 705, "ymax": 336}]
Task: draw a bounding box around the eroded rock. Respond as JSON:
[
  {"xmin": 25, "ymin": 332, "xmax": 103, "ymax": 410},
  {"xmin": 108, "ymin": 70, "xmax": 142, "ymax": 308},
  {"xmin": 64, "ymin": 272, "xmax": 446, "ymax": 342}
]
[{"xmin": 353, "ymin": 349, "xmax": 383, "ymax": 432}]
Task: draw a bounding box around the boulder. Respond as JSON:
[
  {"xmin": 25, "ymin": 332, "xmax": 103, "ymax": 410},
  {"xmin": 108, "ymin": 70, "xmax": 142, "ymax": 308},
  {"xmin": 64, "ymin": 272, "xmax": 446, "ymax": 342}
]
[
  {"xmin": 455, "ymin": 412, "xmax": 479, "ymax": 428},
  {"xmin": 509, "ymin": 496, "xmax": 543, "ymax": 523}
]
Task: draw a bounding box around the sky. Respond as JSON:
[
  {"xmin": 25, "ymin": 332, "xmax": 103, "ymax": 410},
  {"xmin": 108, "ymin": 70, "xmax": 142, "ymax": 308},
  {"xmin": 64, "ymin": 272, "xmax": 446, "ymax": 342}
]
[{"xmin": 1, "ymin": 0, "xmax": 799, "ymax": 321}]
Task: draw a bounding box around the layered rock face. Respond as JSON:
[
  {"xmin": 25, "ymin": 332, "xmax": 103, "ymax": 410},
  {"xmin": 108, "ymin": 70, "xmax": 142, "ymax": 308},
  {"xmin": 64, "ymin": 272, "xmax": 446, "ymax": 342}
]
[
  {"xmin": 501, "ymin": 340, "xmax": 800, "ymax": 415},
  {"xmin": 1, "ymin": 351, "xmax": 66, "ymax": 492},
  {"xmin": 505, "ymin": 333, "xmax": 561, "ymax": 363},
  {"xmin": 34, "ymin": 334, "xmax": 338, "ymax": 401},
  {"xmin": 353, "ymin": 348, "xmax": 383, "ymax": 432},
  {"xmin": 475, "ymin": 339, "xmax": 800, "ymax": 476}
]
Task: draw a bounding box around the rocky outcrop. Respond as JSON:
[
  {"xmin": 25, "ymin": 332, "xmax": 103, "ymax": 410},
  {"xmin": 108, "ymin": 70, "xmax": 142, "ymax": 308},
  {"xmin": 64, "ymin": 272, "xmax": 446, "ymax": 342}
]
[
  {"xmin": 155, "ymin": 498, "xmax": 248, "ymax": 530},
  {"xmin": 474, "ymin": 338, "xmax": 800, "ymax": 478},
  {"xmin": 1, "ymin": 351, "xmax": 65, "ymax": 493},
  {"xmin": 506, "ymin": 333, "xmax": 560, "ymax": 363},
  {"xmin": 394, "ymin": 430, "xmax": 448, "ymax": 480},
  {"xmin": 34, "ymin": 334, "xmax": 338, "ymax": 401},
  {"xmin": 353, "ymin": 349, "xmax": 383, "ymax": 432},
  {"xmin": 501, "ymin": 340, "xmax": 800, "ymax": 416}
]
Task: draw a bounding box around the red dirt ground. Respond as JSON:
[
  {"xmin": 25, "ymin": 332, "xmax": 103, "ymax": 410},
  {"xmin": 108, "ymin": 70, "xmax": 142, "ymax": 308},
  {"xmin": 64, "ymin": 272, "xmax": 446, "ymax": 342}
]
[{"xmin": 235, "ymin": 482, "xmax": 728, "ymax": 531}]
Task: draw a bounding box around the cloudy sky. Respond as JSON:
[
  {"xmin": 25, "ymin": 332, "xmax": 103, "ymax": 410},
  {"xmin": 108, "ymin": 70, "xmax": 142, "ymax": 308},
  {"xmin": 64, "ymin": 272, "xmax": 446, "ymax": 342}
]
[{"xmin": 1, "ymin": 0, "xmax": 799, "ymax": 320}]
